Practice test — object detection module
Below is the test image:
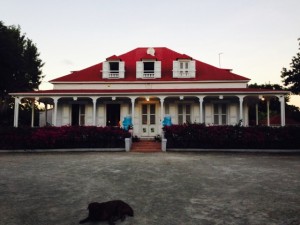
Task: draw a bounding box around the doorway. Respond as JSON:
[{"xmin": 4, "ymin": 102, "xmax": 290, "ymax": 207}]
[
  {"xmin": 141, "ymin": 104, "xmax": 156, "ymax": 136},
  {"xmin": 106, "ymin": 104, "xmax": 120, "ymax": 126},
  {"xmin": 72, "ymin": 104, "xmax": 85, "ymax": 126}
]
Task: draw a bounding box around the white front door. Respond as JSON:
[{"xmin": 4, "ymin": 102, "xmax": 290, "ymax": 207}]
[{"xmin": 141, "ymin": 104, "xmax": 156, "ymax": 136}]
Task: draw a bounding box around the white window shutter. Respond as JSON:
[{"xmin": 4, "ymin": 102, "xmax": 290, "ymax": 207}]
[
  {"xmin": 154, "ymin": 61, "xmax": 161, "ymax": 78},
  {"xmin": 173, "ymin": 61, "xmax": 179, "ymax": 78},
  {"xmin": 136, "ymin": 61, "xmax": 143, "ymax": 78},
  {"xmin": 189, "ymin": 60, "xmax": 196, "ymax": 78},
  {"xmin": 102, "ymin": 62, "xmax": 109, "ymax": 78},
  {"xmin": 119, "ymin": 61, "xmax": 125, "ymax": 78}
]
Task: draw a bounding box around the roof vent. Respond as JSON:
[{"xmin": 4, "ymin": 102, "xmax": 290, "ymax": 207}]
[{"xmin": 147, "ymin": 47, "xmax": 155, "ymax": 56}]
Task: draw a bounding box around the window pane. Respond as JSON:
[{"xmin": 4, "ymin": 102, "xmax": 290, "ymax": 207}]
[
  {"xmin": 142, "ymin": 115, "xmax": 147, "ymax": 125},
  {"xmin": 222, "ymin": 115, "xmax": 227, "ymax": 125},
  {"xmin": 180, "ymin": 62, "xmax": 183, "ymax": 69},
  {"xmin": 185, "ymin": 62, "xmax": 189, "ymax": 69},
  {"xmin": 186, "ymin": 115, "xmax": 191, "ymax": 123},
  {"xmin": 150, "ymin": 104, "xmax": 155, "ymax": 114},
  {"xmin": 186, "ymin": 105, "xmax": 191, "ymax": 114},
  {"xmin": 144, "ymin": 62, "xmax": 154, "ymax": 71},
  {"xmin": 150, "ymin": 115, "xmax": 155, "ymax": 124},
  {"xmin": 109, "ymin": 62, "xmax": 119, "ymax": 71},
  {"xmin": 178, "ymin": 115, "xmax": 183, "ymax": 124},
  {"xmin": 214, "ymin": 115, "xmax": 219, "ymax": 125},
  {"xmin": 142, "ymin": 105, "xmax": 147, "ymax": 114}
]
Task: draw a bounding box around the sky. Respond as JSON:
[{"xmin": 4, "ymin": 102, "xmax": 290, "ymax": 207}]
[{"xmin": 1, "ymin": 0, "xmax": 300, "ymax": 107}]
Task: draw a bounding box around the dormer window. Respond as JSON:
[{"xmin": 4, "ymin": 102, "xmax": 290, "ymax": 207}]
[
  {"xmin": 136, "ymin": 47, "xmax": 161, "ymax": 79},
  {"xmin": 102, "ymin": 55, "xmax": 125, "ymax": 79},
  {"xmin": 173, "ymin": 57, "xmax": 196, "ymax": 78}
]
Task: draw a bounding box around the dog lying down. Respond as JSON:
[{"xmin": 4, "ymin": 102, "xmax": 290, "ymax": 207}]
[{"xmin": 79, "ymin": 200, "xmax": 134, "ymax": 225}]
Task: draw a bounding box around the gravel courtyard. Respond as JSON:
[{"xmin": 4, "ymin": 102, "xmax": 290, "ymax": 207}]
[{"xmin": 0, "ymin": 152, "xmax": 299, "ymax": 225}]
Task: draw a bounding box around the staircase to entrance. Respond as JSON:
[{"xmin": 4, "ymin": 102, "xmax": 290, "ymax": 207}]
[{"xmin": 131, "ymin": 139, "xmax": 161, "ymax": 152}]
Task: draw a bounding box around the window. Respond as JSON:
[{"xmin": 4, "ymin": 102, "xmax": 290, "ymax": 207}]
[
  {"xmin": 178, "ymin": 104, "xmax": 191, "ymax": 124},
  {"xmin": 136, "ymin": 61, "xmax": 161, "ymax": 79},
  {"xmin": 102, "ymin": 61, "xmax": 125, "ymax": 79},
  {"xmin": 213, "ymin": 104, "xmax": 227, "ymax": 125},
  {"xmin": 173, "ymin": 60, "xmax": 196, "ymax": 78},
  {"xmin": 109, "ymin": 62, "xmax": 119, "ymax": 73}
]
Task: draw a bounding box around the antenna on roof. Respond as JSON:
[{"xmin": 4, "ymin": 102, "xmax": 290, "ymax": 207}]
[
  {"xmin": 218, "ymin": 52, "xmax": 223, "ymax": 68},
  {"xmin": 147, "ymin": 47, "xmax": 155, "ymax": 56}
]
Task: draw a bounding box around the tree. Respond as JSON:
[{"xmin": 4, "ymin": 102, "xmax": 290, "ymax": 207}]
[
  {"xmin": 281, "ymin": 39, "xmax": 300, "ymax": 94},
  {"xmin": 0, "ymin": 21, "xmax": 44, "ymax": 126}
]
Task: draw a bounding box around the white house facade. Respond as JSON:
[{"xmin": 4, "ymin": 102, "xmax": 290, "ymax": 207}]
[{"xmin": 10, "ymin": 47, "xmax": 289, "ymax": 138}]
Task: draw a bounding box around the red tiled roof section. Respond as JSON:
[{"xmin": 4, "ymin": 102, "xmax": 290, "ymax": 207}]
[{"xmin": 50, "ymin": 47, "xmax": 250, "ymax": 83}]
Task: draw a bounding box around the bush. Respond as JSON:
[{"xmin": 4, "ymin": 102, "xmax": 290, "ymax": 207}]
[
  {"xmin": 163, "ymin": 124, "xmax": 300, "ymax": 149},
  {"xmin": 0, "ymin": 126, "xmax": 131, "ymax": 150}
]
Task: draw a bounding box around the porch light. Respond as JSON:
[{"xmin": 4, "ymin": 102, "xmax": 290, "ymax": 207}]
[
  {"xmin": 146, "ymin": 97, "xmax": 150, "ymax": 101},
  {"xmin": 180, "ymin": 96, "xmax": 184, "ymax": 100},
  {"xmin": 73, "ymin": 97, "xmax": 77, "ymax": 101},
  {"xmin": 219, "ymin": 95, "xmax": 223, "ymax": 99},
  {"xmin": 112, "ymin": 96, "xmax": 116, "ymax": 101}
]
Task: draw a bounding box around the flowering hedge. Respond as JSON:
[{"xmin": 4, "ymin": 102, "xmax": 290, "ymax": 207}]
[
  {"xmin": 163, "ymin": 124, "xmax": 300, "ymax": 149},
  {"xmin": 0, "ymin": 126, "xmax": 131, "ymax": 150}
]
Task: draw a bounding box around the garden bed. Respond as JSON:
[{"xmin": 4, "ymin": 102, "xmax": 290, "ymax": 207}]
[
  {"xmin": 0, "ymin": 126, "xmax": 130, "ymax": 150},
  {"xmin": 164, "ymin": 124, "xmax": 300, "ymax": 149}
]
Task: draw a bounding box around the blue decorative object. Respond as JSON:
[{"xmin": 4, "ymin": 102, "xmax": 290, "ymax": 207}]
[
  {"xmin": 162, "ymin": 115, "xmax": 172, "ymax": 126},
  {"xmin": 122, "ymin": 116, "xmax": 132, "ymax": 130}
]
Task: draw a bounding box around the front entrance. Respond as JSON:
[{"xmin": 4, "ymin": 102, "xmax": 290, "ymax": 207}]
[
  {"xmin": 106, "ymin": 104, "xmax": 120, "ymax": 126},
  {"xmin": 141, "ymin": 104, "xmax": 156, "ymax": 136},
  {"xmin": 71, "ymin": 104, "xmax": 85, "ymax": 126}
]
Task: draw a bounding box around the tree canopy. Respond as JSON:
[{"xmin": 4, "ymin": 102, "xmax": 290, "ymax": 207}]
[
  {"xmin": 281, "ymin": 39, "xmax": 300, "ymax": 94},
  {"xmin": 0, "ymin": 21, "xmax": 44, "ymax": 125}
]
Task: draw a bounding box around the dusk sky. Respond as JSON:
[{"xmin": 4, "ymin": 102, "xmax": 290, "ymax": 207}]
[{"xmin": 1, "ymin": 0, "xmax": 300, "ymax": 106}]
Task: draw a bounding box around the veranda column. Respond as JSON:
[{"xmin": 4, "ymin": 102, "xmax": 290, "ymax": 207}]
[
  {"xmin": 130, "ymin": 96, "xmax": 137, "ymax": 133},
  {"xmin": 255, "ymin": 103, "xmax": 259, "ymax": 125},
  {"xmin": 159, "ymin": 96, "xmax": 166, "ymax": 136},
  {"xmin": 13, "ymin": 97, "xmax": 20, "ymax": 127},
  {"xmin": 266, "ymin": 99, "xmax": 270, "ymax": 126},
  {"xmin": 52, "ymin": 97, "xmax": 59, "ymax": 126},
  {"xmin": 197, "ymin": 96, "xmax": 204, "ymax": 124},
  {"xmin": 91, "ymin": 97, "xmax": 98, "ymax": 126},
  {"xmin": 31, "ymin": 99, "xmax": 35, "ymax": 127},
  {"xmin": 238, "ymin": 95, "xmax": 245, "ymax": 125},
  {"xmin": 279, "ymin": 96, "xmax": 286, "ymax": 126}
]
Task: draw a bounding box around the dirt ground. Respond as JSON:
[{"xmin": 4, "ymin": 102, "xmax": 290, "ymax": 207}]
[{"xmin": 0, "ymin": 152, "xmax": 299, "ymax": 225}]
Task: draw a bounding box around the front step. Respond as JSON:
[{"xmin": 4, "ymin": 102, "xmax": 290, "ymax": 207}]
[{"xmin": 131, "ymin": 140, "xmax": 161, "ymax": 152}]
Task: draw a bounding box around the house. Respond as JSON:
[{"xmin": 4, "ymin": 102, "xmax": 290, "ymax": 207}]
[{"xmin": 10, "ymin": 47, "xmax": 289, "ymax": 138}]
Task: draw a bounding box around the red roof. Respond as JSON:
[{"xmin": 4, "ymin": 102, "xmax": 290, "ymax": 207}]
[{"xmin": 50, "ymin": 47, "xmax": 250, "ymax": 83}]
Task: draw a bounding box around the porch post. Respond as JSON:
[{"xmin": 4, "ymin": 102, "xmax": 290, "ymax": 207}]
[
  {"xmin": 31, "ymin": 99, "xmax": 35, "ymax": 127},
  {"xmin": 255, "ymin": 103, "xmax": 258, "ymax": 126},
  {"xmin": 159, "ymin": 96, "xmax": 166, "ymax": 136},
  {"xmin": 279, "ymin": 96, "xmax": 286, "ymax": 126},
  {"xmin": 91, "ymin": 97, "xmax": 98, "ymax": 126},
  {"xmin": 130, "ymin": 96, "xmax": 137, "ymax": 133},
  {"xmin": 267, "ymin": 100, "xmax": 270, "ymax": 126},
  {"xmin": 13, "ymin": 97, "xmax": 20, "ymax": 127},
  {"xmin": 52, "ymin": 97, "xmax": 59, "ymax": 126},
  {"xmin": 238, "ymin": 95, "xmax": 245, "ymax": 125},
  {"xmin": 198, "ymin": 96, "xmax": 204, "ymax": 124}
]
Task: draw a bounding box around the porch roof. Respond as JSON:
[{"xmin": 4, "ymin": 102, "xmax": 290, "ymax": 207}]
[{"xmin": 10, "ymin": 88, "xmax": 289, "ymax": 97}]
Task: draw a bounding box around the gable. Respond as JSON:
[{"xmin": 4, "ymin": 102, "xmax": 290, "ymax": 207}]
[{"xmin": 50, "ymin": 47, "xmax": 250, "ymax": 83}]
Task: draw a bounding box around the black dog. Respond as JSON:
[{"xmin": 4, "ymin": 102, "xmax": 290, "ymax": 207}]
[{"xmin": 79, "ymin": 200, "xmax": 134, "ymax": 225}]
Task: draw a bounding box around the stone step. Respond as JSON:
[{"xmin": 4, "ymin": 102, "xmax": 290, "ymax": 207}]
[{"xmin": 131, "ymin": 141, "xmax": 161, "ymax": 152}]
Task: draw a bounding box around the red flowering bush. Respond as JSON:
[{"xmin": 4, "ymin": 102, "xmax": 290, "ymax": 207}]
[
  {"xmin": 0, "ymin": 126, "xmax": 131, "ymax": 150},
  {"xmin": 163, "ymin": 124, "xmax": 300, "ymax": 149}
]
